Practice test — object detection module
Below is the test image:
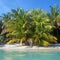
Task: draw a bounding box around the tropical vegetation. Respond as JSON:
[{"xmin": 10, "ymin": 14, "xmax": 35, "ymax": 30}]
[{"xmin": 0, "ymin": 5, "xmax": 60, "ymax": 46}]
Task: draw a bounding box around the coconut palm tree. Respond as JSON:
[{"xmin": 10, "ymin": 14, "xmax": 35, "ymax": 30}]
[
  {"xmin": 1, "ymin": 8, "xmax": 57, "ymax": 46},
  {"xmin": 4, "ymin": 8, "xmax": 27, "ymax": 45},
  {"xmin": 47, "ymin": 5, "xmax": 60, "ymax": 43},
  {"xmin": 26, "ymin": 9, "xmax": 57, "ymax": 46}
]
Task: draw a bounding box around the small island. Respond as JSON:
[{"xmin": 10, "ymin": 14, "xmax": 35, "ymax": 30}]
[
  {"xmin": 0, "ymin": 5, "xmax": 60, "ymax": 50},
  {"xmin": 0, "ymin": 0, "xmax": 60, "ymax": 60}
]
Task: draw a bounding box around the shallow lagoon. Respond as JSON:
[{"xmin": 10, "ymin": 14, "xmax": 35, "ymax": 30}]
[{"xmin": 0, "ymin": 50, "xmax": 60, "ymax": 60}]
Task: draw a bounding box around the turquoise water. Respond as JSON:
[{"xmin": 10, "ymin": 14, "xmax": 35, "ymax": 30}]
[{"xmin": 0, "ymin": 50, "xmax": 60, "ymax": 60}]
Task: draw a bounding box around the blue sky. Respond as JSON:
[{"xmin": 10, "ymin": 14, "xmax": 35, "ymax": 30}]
[{"xmin": 0, "ymin": 0, "xmax": 60, "ymax": 15}]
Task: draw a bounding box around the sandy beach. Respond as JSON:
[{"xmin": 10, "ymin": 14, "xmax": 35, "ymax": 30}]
[{"xmin": 0, "ymin": 44, "xmax": 60, "ymax": 52}]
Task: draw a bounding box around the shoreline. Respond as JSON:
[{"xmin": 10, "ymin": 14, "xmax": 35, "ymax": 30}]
[{"xmin": 0, "ymin": 45, "xmax": 60, "ymax": 52}]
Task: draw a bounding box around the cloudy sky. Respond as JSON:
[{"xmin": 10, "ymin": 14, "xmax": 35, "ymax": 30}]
[{"xmin": 0, "ymin": 0, "xmax": 60, "ymax": 15}]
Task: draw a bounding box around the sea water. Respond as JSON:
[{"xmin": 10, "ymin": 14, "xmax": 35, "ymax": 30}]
[{"xmin": 0, "ymin": 50, "xmax": 60, "ymax": 60}]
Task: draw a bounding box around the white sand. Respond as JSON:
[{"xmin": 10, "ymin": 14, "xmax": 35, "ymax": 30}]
[{"xmin": 0, "ymin": 44, "xmax": 60, "ymax": 52}]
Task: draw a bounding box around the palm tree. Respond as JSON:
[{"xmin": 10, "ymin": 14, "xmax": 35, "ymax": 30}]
[
  {"xmin": 26, "ymin": 9, "xmax": 57, "ymax": 46},
  {"xmin": 1, "ymin": 8, "xmax": 57, "ymax": 46},
  {"xmin": 47, "ymin": 5, "xmax": 60, "ymax": 43},
  {"xmin": 2, "ymin": 8, "xmax": 27, "ymax": 45}
]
